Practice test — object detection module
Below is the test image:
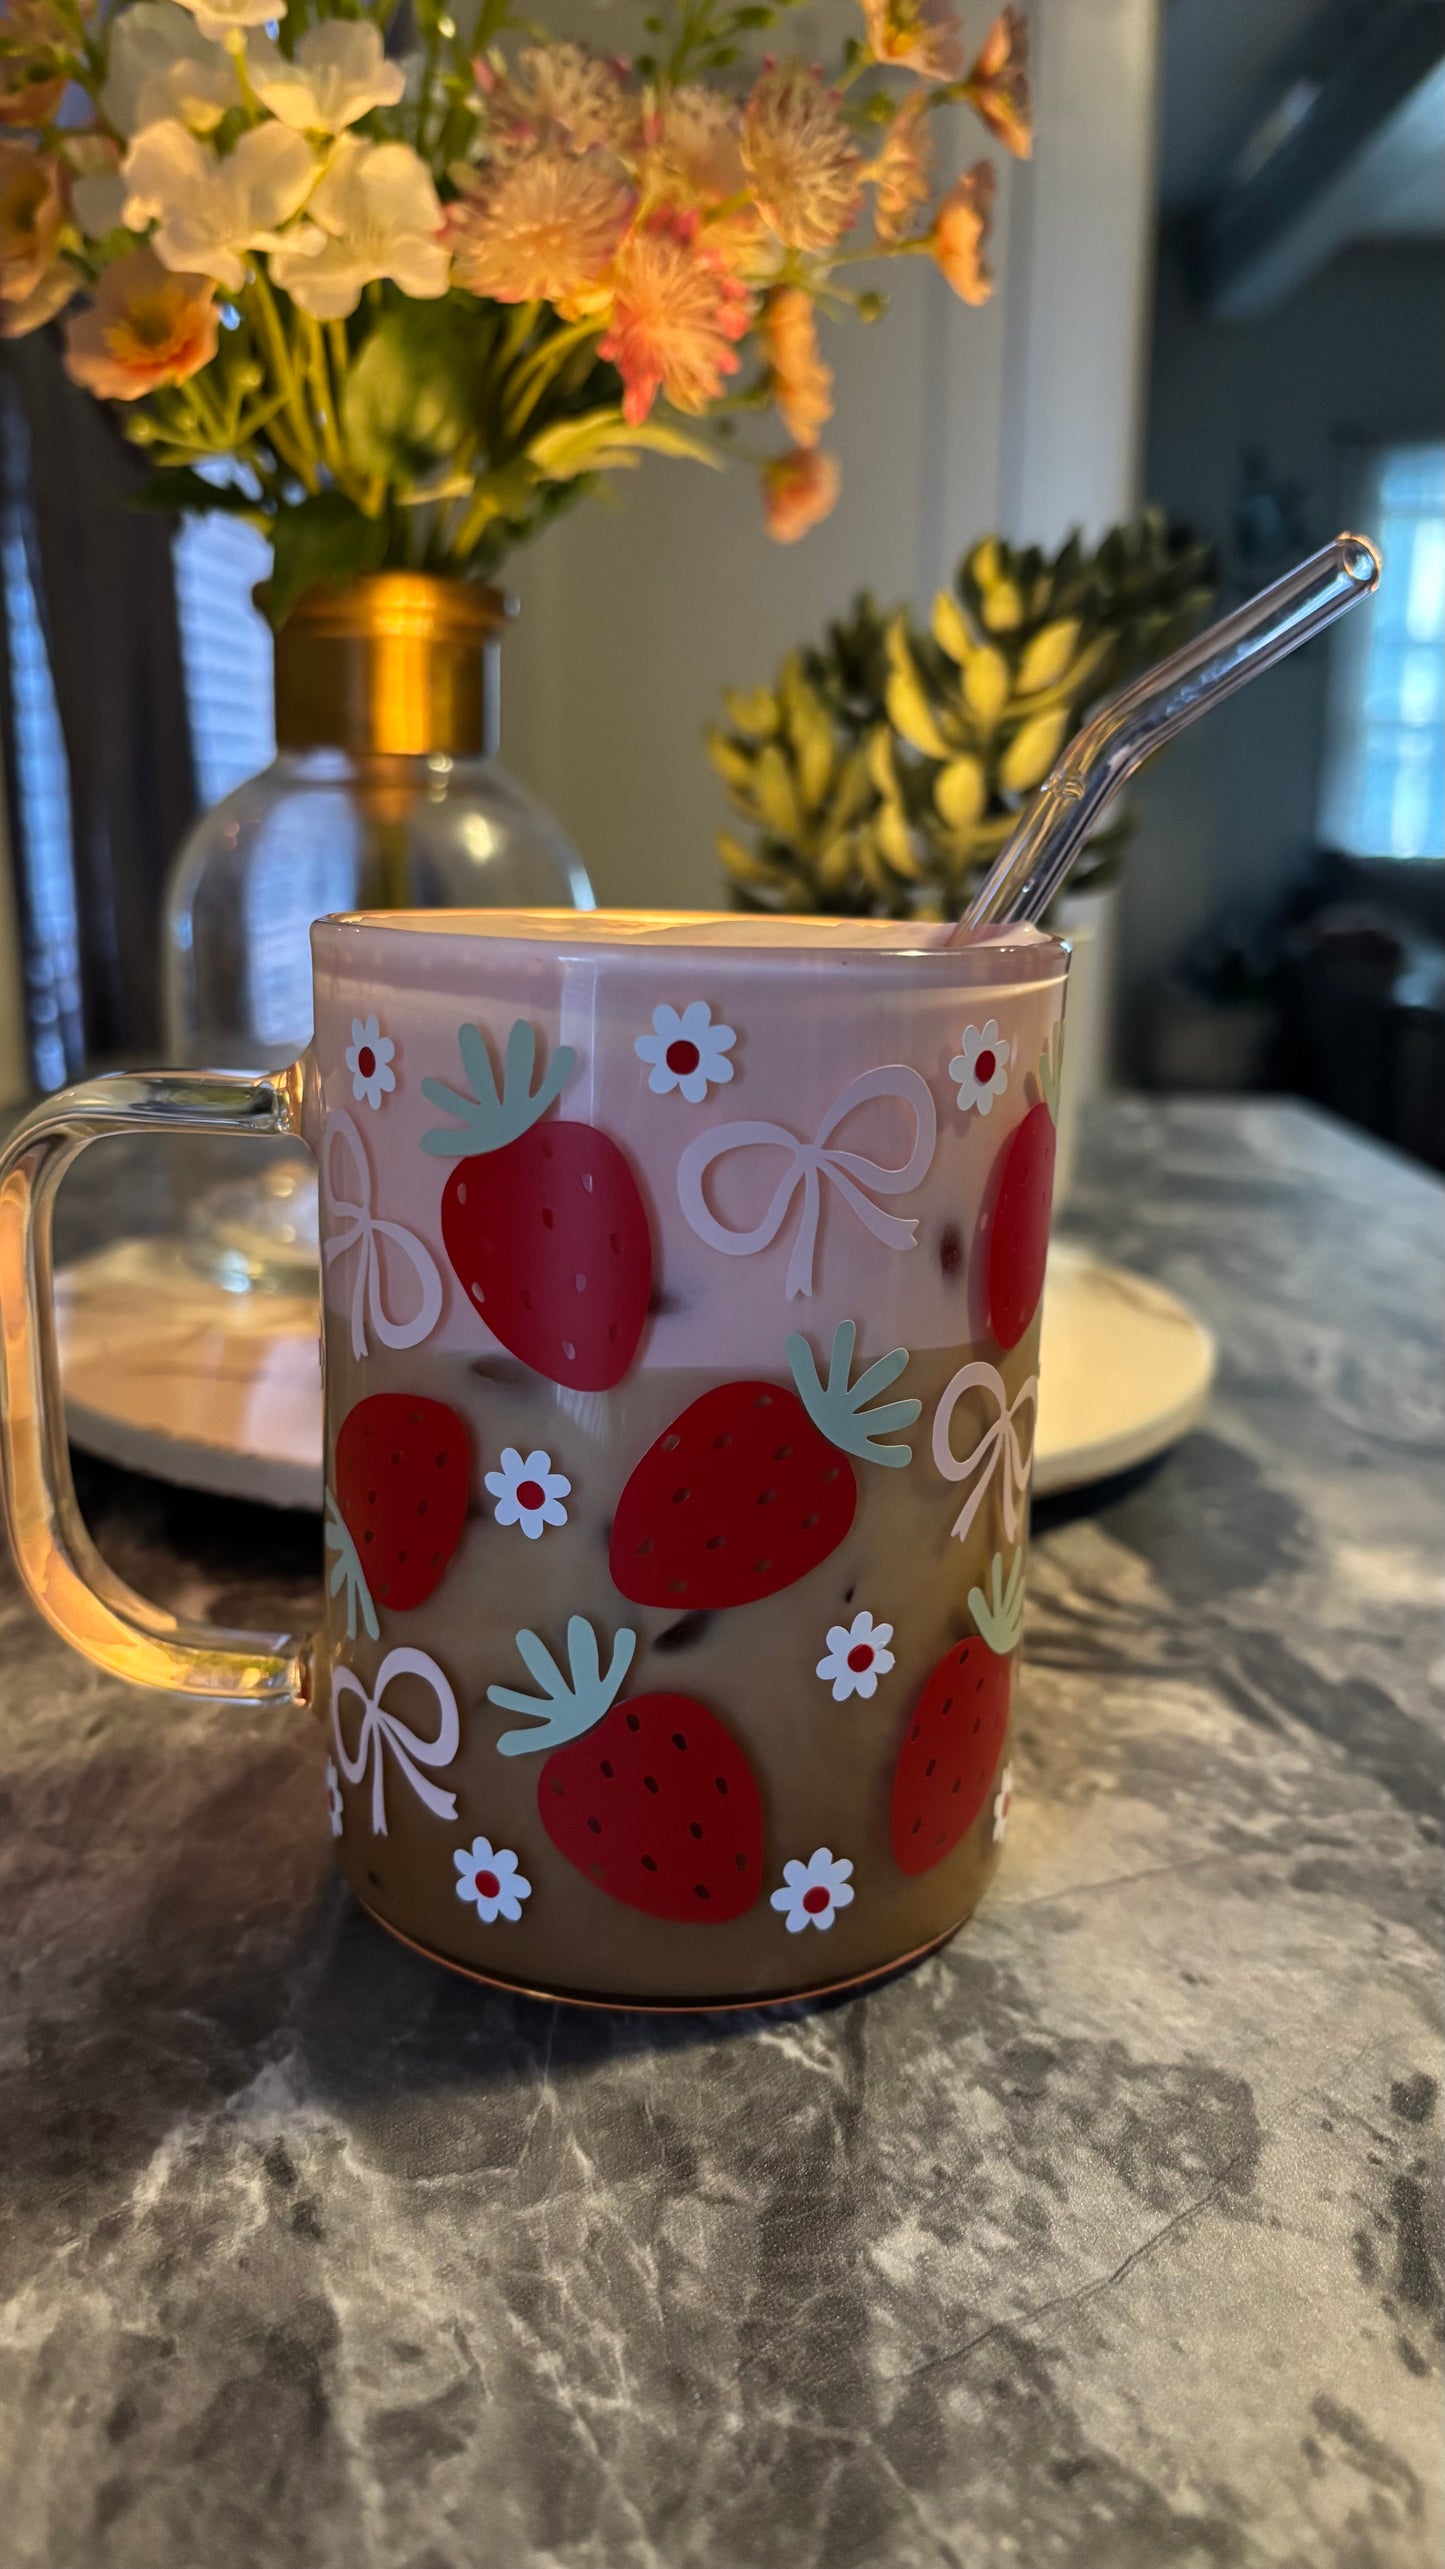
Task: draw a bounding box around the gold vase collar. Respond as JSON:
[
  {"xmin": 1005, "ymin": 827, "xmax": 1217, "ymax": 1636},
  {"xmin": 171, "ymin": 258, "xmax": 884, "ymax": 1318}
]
[{"xmin": 271, "ymin": 575, "xmax": 507, "ymax": 759}]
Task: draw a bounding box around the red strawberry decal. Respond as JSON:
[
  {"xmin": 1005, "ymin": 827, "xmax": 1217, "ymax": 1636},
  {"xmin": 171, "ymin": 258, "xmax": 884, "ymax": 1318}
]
[
  {"xmin": 489, "ymin": 1619, "xmax": 764, "ymax": 1923},
  {"xmin": 422, "ymin": 1020, "xmax": 652, "ymax": 1391},
  {"xmin": 610, "ymin": 1319, "xmax": 920, "ymax": 1610},
  {"xmin": 890, "ymin": 1550, "xmax": 1023, "ymax": 1875},
  {"xmin": 325, "ymin": 1392, "xmax": 471, "ymax": 1636},
  {"xmin": 981, "ymin": 1035, "xmax": 1062, "ymax": 1353}
]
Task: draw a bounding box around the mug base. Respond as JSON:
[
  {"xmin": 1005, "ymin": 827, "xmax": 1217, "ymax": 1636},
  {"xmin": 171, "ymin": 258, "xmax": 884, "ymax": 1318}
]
[{"xmin": 359, "ymin": 1895, "xmax": 965, "ymax": 2015}]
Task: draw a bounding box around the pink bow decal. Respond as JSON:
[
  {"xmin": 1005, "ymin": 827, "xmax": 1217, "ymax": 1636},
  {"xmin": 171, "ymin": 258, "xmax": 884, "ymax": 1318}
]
[
  {"xmin": 932, "ymin": 1361, "xmax": 1038, "ymax": 1547},
  {"xmin": 676, "ymin": 1064, "xmax": 937, "ymax": 1300},
  {"xmin": 330, "ymin": 1646, "xmax": 460, "ymax": 1836},
  {"xmin": 321, "ymin": 1109, "xmax": 443, "ymax": 1361}
]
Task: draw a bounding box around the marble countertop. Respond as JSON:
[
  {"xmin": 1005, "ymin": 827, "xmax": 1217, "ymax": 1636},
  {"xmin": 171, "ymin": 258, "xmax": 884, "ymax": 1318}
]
[{"xmin": 2, "ymin": 1099, "xmax": 1441, "ymax": 2569}]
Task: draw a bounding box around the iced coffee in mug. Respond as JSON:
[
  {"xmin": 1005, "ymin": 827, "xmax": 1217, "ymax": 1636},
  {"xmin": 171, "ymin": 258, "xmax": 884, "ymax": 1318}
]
[{"xmin": 0, "ymin": 914, "xmax": 1067, "ymax": 2007}]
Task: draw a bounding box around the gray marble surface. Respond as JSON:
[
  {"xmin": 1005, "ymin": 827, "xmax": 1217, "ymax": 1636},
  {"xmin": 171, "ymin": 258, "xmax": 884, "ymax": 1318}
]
[{"xmin": 2, "ymin": 1099, "xmax": 1441, "ymax": 2569}]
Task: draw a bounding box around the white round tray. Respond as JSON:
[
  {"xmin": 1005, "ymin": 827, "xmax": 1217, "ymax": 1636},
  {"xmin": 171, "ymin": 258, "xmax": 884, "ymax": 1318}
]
[{"xmin": 58, "ymin": 1234, "xmax": 1214, "ymax": 1513}]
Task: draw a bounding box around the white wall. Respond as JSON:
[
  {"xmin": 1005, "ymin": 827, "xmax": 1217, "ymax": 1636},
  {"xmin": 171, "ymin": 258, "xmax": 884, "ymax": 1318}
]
[{"xmin": 501, "ymin": 0, "xmax": 1162, "ymax": 910}]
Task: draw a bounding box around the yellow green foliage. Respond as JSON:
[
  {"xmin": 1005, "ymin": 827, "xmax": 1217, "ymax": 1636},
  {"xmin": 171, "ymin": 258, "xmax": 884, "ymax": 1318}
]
[{"xmin": 709, "ymin": 512, "xmax": 1216, "ymax": 918}]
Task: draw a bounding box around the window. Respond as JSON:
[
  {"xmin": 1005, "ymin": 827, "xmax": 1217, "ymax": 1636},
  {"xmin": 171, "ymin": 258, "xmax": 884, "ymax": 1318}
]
[
  {"xmin": 0, "ymin": 374, "xmax": 83, "ymax": 1090},
  {"xmin": 173, "ymin": 510, "xmax": 275, "ymax": 804},
  {"xmin": 1318, "ymin": 444, "xmax": 1445, "ymax": 861}
]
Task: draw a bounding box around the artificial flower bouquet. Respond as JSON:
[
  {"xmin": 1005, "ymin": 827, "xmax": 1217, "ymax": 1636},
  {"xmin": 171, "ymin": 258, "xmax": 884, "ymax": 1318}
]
[{"xmin": 0, "ymin": 0, "xmax": 1031, "ymax": 618}]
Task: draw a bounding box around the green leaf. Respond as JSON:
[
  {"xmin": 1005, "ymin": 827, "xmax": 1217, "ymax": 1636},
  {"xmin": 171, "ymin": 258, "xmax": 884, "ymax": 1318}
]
[
  {"xmin": 722, "ymin": 685, "xmax": 779, "ymax": 741},
  {"xmin": 528, "ymin": 407, "xmax": 720, "ymax": 480},
  {"xmin": 1016, "ymin": 617, "xmax": 1083, "ymax": 694},
  {"xmin": 875, "ymin": 800, "xmax": 922, "ymax": 879},
  {"xmin": 961, "ymin": 646, "xmax": 1011, "ymax": 724},
  {"xmin": 706, "ymin": 730, "xmax": 759, "ymax": 797},
  {"xmin": 999, "ymin": 707, "xmax": 1070, "ymax": 793},
  {"xmin": 784, "ymin": 677, "xmax": 834, "ymax": 812},
  {"xmin": 931, "ymin": 589, "xmax": 973, "ymax": 664},
  {"xmin": 718, "ymin": 829, "xmax": 791, "ymax": 890},
  {"xmin": 934, "ymin": 755, "xmax": 987, "ymax": 830},
  {"xmin": 753, "ymin": 742, "xmax": 802, "ymax": 841},
  {"xmin": 267, "ymin": 495, "xmax": 388, "ymax": 628},
  {"xmin": 884, "ymin": 613, "xmax": 952, "ymax": 757},
  {"xmin": 886, "ymin": 665, "xmax": 951, "ymax": 759},
  {"xmin": 341, "ymin": 299, "xmax": 487, "ymax": 489}
]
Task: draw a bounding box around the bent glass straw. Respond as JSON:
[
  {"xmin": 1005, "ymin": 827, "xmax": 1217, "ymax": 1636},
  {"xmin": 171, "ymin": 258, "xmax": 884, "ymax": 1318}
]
[{"xmin": 957, "ymin": 533, "xmax": 1382, "ymax": 935}]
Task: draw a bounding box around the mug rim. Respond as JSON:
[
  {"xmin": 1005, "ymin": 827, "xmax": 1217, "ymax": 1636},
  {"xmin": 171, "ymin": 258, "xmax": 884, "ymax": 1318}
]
[{"xmin": 311, "ymin": 907, "xmax": 1069, "ymax": 983}]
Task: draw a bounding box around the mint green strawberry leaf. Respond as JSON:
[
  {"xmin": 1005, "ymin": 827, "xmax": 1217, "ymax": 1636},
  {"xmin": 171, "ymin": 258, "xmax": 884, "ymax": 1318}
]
[
  {"xmin": 968, "ymin": 1548, "xmax": 1025, "ymax": 1656},
  {"xmin": 489, "ymin": 1615, "xmax": 637, "ymax": 1756},
  {"xmin": 1038, "ymin": 1024, "xmax": 1065, "ymax": 1125},
  {"xmin": 786, "ymin": 1318, "xmax": 921, "ymax": 1468},
  {"xmin": 324, "ymin": 1492, "xmax": 378, "ymax": 1643},
  {"xmin": 421, "ymin": 1018, "xmax": 578, "ymax": 1158}
]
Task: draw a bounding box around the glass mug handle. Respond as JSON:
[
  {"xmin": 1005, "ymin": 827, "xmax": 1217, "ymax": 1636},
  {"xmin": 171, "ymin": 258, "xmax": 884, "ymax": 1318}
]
[{"xmin": 0, "ymin": 1063, "xmax": 311, "ymax": 1709}]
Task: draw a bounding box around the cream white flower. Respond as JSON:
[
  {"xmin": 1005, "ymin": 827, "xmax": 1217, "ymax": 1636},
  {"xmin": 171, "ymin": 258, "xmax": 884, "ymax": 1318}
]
[
  {"xmin": 325, "ymin": 1754, "xmax": 344, "ymax": 1838},
  {"xmin": 770, "ymin": 1847, "xmax": 855, "ymax": 1933},
  {"xmin": 485, "ymin": 1446, "xmax": 571, "ymax": 1540},
  {"xmin": 453, "ymin": 1836, "xmax": 532, "ymax": 1924},
  {"xmin": 66, "ymin": 136, "xmax": 128, "ymax": 240},
  {"xmin": 269, "ymin": 136, "xmax": 446, "ymax": 319},
  {"xmin": 949, "ymin": 1017, "xmax": 1011, "ymax": 1117},
  {"xmin": 102, "ymin": 3, "xmax": 240, "ymax": 140},
  {"xmin": 992, "ymin": 1761, "xmax": 1014, "ymax": 1843},
  {"xmin": 173, "ymin": 0, "xmax": 279, "ymax": 46},
  {"xmin": 345, "ymin": 1014, "xmax": 396, "ymax": 1111},
  {"xmin": 634, "ymin": 1000, "xmax": 737, "ymax": 1103},
  {"xmin": 815, "ymin": 1609, "xmax": 895, "ymax": 1703},
  {"xmin": 122, "ymin": 118, "xmax": 317, "ymax": 292},
  {"xmin": 245, "ymin": 23, "xmax": 406, "ymax": 136}
]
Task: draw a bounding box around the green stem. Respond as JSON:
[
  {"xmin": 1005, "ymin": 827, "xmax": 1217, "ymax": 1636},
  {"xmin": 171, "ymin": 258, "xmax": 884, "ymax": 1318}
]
[
  {"xmin": 245, "ymin": 265, "xmax": 322, "ymax": 493},
  {"xmin": 826, "ymin": 234, "xmax": 932, "ymax": 271},
  {"xmin": 413, "ymin": 1, "xmax": 444, "ymax": 157},
  {"xmin": 302, "ymin": 312, "xmax": 347, "ymax": 486}
]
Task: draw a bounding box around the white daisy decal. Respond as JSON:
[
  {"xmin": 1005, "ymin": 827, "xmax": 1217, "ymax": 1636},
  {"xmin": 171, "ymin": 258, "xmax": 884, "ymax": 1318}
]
[
  {"xmin": 992, "ymin": 1763, "xmax": 1015, "ymax": 1844},
  {"xmin": 345, "ymin": 1014, "xmax": 396, "ymax": 1111},
  {"xmin": 453, "ymin": 1835, "xmax": 532, "ymax": 1923},
  {"xmin": 635, "ymin": 1000, "xmax": 737, "ymax": 1103},
  {"xmin": 770, "ymin": 1847, "xmax": 856, "ymax": 1934},
  {"xmin": 484, "ymin": 1446, "xmax": 571, "ymax": 1540},
  {"xmin": 325, "ymin": 1755, "xmax": 344, "ymax": 1839},
  {"xmin": 949, "ymin": 1018, "xmax": 1011, "ymax": 1117},
  {"xmin": 815, "ymin": 1609, "xmax": 896, "ymax": 1703}
]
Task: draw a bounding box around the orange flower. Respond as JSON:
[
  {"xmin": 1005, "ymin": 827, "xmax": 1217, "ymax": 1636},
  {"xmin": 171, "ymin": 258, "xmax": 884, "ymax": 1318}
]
[
  {"xmin": 643, "ymin": 85, "xmax": 767, "ymax": 275},
  {"xmin": 62, "ymin": 244, "xmax": 219, "ymax": 398},
  {"xmin": 761, "ymin": 286, "xmax": 832, "ymax": 449},
  {"xmin": 867, "ymin": 92, "xmax": 933, "ymax": 243},
  {"xmin": 931, "ymin": 160, "xmax": 994, "ymax": 305},
  {"xmin": 0, "ymin": 248, "xmax": 72, "ymax": 334},
  {"xmin": 860, "ymin": 0, "xmax": 963, "ymax": 82},
  {"xmin": 762, "ymin": 446, "xmax": 840, "ymax": 543},
  {"xmin": 741, "ymin": 64, "xmax": 861, "ymax": 254},
  {"xmin": 599, "ymin": 210, "xmax": 750, "ymax": 424},
  {"xmin": 0, "ymin": 0, "xmax": 69, "ymax": 128},
  {"xmin": 0, "ymin": 132, "xmax": 60, "ymax": 305},
  {"xmin": 475, "ymin": 42, "xmax": 640, "ymax": 160},
  {"xmin": 969, "ymin": 6, "xmax": 1032, "ymax": 159},
  {"xmin": 448, "ymin": 148, "xmax": 634, "ymax": 316},
  {"xmin": 650, "ymin": 84, "xmax": 747, "ymax": 205}
]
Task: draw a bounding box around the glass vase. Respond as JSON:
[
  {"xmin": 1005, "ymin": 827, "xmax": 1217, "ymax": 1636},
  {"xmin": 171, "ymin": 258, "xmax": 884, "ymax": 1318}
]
[{"xmin": 161, "ymin": 574, "xmax": 592, "ymax": 1289}]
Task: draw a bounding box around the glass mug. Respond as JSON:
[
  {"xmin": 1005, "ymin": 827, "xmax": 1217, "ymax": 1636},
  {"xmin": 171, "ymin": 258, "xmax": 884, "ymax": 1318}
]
[{"xmin": 0, "ymin": 914, "xmax": 1067, "ymax": 2009}]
